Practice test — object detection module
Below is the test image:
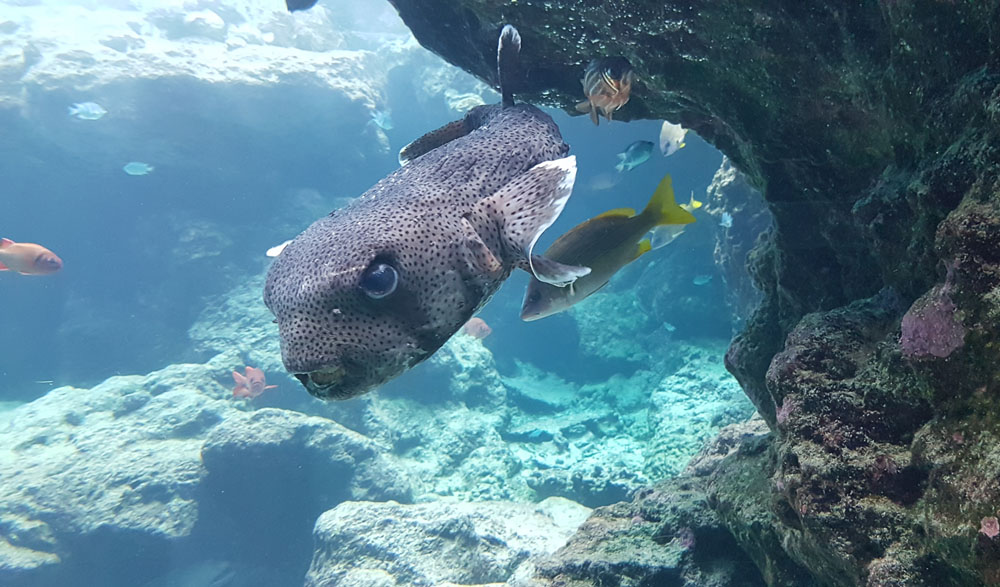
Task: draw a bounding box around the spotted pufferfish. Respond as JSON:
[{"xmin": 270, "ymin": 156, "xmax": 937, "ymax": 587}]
[{"xmin": 264, "ymin": 25, "xmax": 589, "ymax": 400}]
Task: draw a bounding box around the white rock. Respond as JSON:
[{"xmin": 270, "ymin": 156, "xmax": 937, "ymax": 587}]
[{"xmin": 305, "ymin": 498, "xmax": 591, "ymax": 587}]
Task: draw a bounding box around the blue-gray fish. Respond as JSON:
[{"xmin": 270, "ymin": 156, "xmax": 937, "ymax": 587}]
[
  {"xmin": 264, "ymin": 25, "xmax": 589, "ymax": 400},
  {"xmin": 615, "ymin": 140, "xmax": 654, "ymax": 172}
]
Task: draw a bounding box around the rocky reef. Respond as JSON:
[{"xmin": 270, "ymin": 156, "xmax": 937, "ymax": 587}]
[
  {"xmin": 386, "ymin": 0, "xmax": 1000, "ymax": 585},
  {"xmin": 0, "ymin": 261, "xmax": 752, "ymax": 586},
  {"xmin": 0, "ymin": 359, "xmax": 408, "ymax": 587}
]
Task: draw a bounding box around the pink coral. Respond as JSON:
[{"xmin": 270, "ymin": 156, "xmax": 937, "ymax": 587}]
[
  {"xmin": 676, "ymin": 527, "xmax": 696, "ymax": 550},
  {"xmin": 899, "ymin": 263, "xmax": 965, "ymax": 359},
  {"xmin": 981, "ymin": 516, "xmax": 999, "ymax": 539},
  {"xmin": 776, "ymin": 397, "xmax": 798, "ymax": 425}
]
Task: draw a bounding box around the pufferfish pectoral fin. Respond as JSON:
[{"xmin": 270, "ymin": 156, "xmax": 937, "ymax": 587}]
[{"xmin": 476, "ymin": 155, "xmax": 591, "ymax": 287}]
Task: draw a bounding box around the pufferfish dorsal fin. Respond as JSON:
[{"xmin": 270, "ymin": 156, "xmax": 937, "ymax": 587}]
[
  {"xmin": 398, "ymin": 119, "xmax": 470, "ymax": 165},
  {"xmin": 475, "ymin": 155, "xmax": 591, "ymax": 287}
]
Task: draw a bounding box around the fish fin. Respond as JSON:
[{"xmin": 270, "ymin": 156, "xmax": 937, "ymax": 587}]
[
  {"xmin": 528, "ymin": 255, "xmax": 591, "ymax": 287},
  {"xmin": 265, "ymin": 385, "xmax": 278, "ymax": 390},
  {"xmin": 232, "ymin": 371, "xmax": 247, "ymax": 385},
  {"xmin": 0, "ymin": 238, "xmax": 13, "ymax": 248},
  {"xmin": 589, "ymin": 106, "xmax": 599, "ymax": 126},
  {"xmin": 633, "ymin": 239, "xmax": 652, "ymax": 260},
  {"xmin": 615, "ymin": 161, "xmax": 626, "ymax": 173},
  {"xmin": 0, "ymin": 262, "xmax": 8, "ymax": 271},
  {"xmin": 460, "ymin": 216, "xmax": 504, "ymax": 277},
  {"xmin": 642, "ymin": 174, "xmax": 696, "ymax": 227},
  {"xmin": 575, "ymin": 100, "xmax": 591, "ymax": 113},
  {"xmin": 398, "ymin": 119, "xmax": 469, "ymax": 165},
  {"xmin": 497, "ymin": 24, "xmax": 521, "ymax": 108},
  {"xmin": 679, "ymin": 142, "xmax": 686, "ymax": 149},
  {"xmin": 594, "ymin": 207, "xmax": 637, "ymax": 220},
  {"xmin": 478, "ymin": 155, "xmax": 589, "ymax": 286}
]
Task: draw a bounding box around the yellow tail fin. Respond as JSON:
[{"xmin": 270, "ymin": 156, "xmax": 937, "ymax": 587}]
[
  {"xmin": 631, "ymin": 239, "xmax": 652, "ymax": 261},
  {"xmin": 642, "ymin": 174, "xmax": 696, "ymax": 226}
]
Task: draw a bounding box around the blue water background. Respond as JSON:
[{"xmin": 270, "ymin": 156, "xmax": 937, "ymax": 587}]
[{"xmin": 1, "ymin": 63, "xmax": 723, "ymax": 401}]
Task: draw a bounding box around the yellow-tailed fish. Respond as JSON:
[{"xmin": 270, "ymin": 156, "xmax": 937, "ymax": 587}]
[
  {"xmin": 681, "ymin": 190, "xmax": 702, "ymax": 213},
  {"xmin": 521, "ymin": 174, "xmax": 695, "ymax": 321}
]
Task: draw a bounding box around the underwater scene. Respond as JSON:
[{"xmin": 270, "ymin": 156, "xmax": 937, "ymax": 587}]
[{"xmin": 3, "ymin": 0, "xmax": 1000, "ymax": 586}]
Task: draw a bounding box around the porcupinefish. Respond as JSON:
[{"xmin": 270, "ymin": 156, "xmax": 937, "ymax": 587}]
[
  {"xmin": 575, "ymin": 57, "xmax": 636, "ymax": 126},
  {"xmin": 0, "ymin": 238, "xmax": 63, "ymax": 275},
  {"xmin": 520, "ymin": 174, "xmax": 695, "ymax": 321},
  {"xmin": 264, "ymin": 25, "xmax": 589, "ymax": 400}
]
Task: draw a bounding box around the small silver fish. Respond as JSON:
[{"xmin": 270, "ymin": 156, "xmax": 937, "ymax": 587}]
[
  {"xmin": 370, "ymin": 109, "xmax": 393, "ymax": 131},
  {"xmin": 615, "ymin": 140, "xmax": 654, "ymax": 172},
  {"xmin": 658, "ymin": 121, "xmax": 687, "ymax": 157},
  {"xmin": 68, "ymin": 102, "xmax": 107, "ymax": 120},
  {"xmin": 719, "ymin": 212, "xmax": 733, "ymax": 228},
  {"xmin": 123, "ymin": 162, "xmax": 154, "ymax": 176},
  {"xmin": 693, "ymin": 274, "xmax": 713, "ymax": 286},
  {"xmin": 649, "ymin": 224, "xmax": 686, "ymax": 249}
]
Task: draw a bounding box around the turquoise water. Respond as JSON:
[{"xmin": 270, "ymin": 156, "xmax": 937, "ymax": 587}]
[{"xmin": 0, "ymin": 1, "xmax": 762, "ymax": 585}]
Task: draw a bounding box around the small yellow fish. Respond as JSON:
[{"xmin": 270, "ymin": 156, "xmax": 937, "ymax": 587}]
[
  {"xmin": 521, "ymin": 174, "xmax": 695, "ymax": 321},
  {"xmin": 575, "ymin": 57, "xmax": 636, "ymax": 126},
  {"xmin": 680, "ymin": 190, "xmax": 702, "ymax": 213}
]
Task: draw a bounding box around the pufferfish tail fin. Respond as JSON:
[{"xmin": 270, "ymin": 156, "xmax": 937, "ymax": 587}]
[{"xmin": 642, "ymin": 174, "xmax": 696, "ymax": 227}]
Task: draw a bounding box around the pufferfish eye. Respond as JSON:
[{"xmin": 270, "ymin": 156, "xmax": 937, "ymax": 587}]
[{"xmin": 360, "ymin": 262, "xmax": 398, "ymax": 299}]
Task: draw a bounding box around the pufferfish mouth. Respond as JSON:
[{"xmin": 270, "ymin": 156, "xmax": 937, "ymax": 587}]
[{"xmin": 294, "ymin": 367, "xmax": 367, "ymax": 401}]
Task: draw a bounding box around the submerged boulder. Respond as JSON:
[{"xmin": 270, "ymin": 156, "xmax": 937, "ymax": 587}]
[{"xmin": 305, "ymin": 498, "xmax": 591, "ymax": 587}]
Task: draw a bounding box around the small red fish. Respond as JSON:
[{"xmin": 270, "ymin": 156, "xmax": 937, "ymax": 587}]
[
  {"xmin": 232, "ymin": 366, "xmax": 278, "ymax": 399},
  {"xmin": 462, "ymin": 317, "xmax": 492, "ymax": 340},
  {"xmin": 0, "ymin": 238, "xmax": 63, "ymax": 275},
  {"xmin": 575, "ymin": 57, "xmax": 636, "ymax": 126}
]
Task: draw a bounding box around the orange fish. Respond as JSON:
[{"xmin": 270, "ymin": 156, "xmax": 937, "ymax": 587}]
[
  {"xmin": 232, "ymin": 366, "xmax": 278, "ymax": 399},
  {"xmin": 0, "ymin": 238, "xmax": 63, "ymax": 275},
  {"xmin": 575, "ymin": 57, "xmax": 636, "ymax": 126}
]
